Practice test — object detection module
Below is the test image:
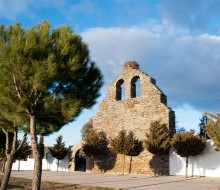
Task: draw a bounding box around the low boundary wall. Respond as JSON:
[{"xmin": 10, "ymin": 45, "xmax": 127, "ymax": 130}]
[{"xmin": 169, "ymin": 140, "xmax": 220, "ymax": 177}]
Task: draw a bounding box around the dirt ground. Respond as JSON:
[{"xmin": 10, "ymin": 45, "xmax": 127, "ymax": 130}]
[{"xmin": 0, "ymin": 176, "xmax": 117, "ymax": 190}]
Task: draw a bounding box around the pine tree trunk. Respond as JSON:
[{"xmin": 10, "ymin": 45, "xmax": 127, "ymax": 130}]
[
  {"xmin": 0, "ymin": 155, "xmax": 14, "ymax": 190},
  {"xmin": 154, "ymin": 156, "xmax": 157, "ymax": 177},
  {"xmin": 30, "ymin": 115, "xmax": 42, "ymax": 190},
  {"xmin": 90, "ymin": 156, "xmax": 94, "ymax": 174},
  {"xmin": 185, "ymin": 156, "xmax": 189, "ymax": 178},
  {"xmin": 122, "ymin": 154, "xmax": 125, "ymax": 175},
  {"xmin": 57, "ymin": 160, "xmax": 59, "ymax": 172},
  {"xmin": 1, "ymin": 160, "xmax": 6, "ymax": 173},
  {"xmin": 129, "ymin": 156, "xmax": 132, "ymax": 174}
]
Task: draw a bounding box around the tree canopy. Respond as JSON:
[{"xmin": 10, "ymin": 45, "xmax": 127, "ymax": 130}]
[
  {"xmin": 145, "ymin": 120, "xmax": 170, "ymax": 156},
  {"xmin": 81, "ymin": 119, "xmax": 93, "ymax": 140},
  {"xmin": 144, "ymin": 120, "xmax": 170, "ymax": 176},
  {"xmin": 199, "ymin": 115, "xmax": 208, "ymax": 138},
  {"xmin": 171, "ymin": 130, "xmax": 206, "ymax": 177},
  {"xmin": 0, "ymin": 21, "xmax": 103, "ymax": 189},
  {"xmin": 126, "ymin": 131, "xmax": 143, "ymax": 157},
  {"xmin": 82, "ymin": 130, "xmax": 109, "ymax": 172}
]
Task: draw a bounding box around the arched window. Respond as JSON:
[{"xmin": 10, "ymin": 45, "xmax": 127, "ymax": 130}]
[
  {"xmin": 116, "ymin": 79, "xmax": 125, "ymax": 100},
  {"xmin": 131, "ymin": 76, "xmax": 140, "ymax": 98}
]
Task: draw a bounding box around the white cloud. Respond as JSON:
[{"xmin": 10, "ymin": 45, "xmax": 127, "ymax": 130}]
[
  {"xmin": 81, "ymin": 23, "xmax": 220, "ymax": 112},
  {"xmin": 0, "ymin": 0, "xmax": 33, "ymax": 19},
  {"xmin": 159, "ymin": 0, "xmax": 220, "ymax": 33}
]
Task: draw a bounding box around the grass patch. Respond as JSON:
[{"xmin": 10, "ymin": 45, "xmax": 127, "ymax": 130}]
[{"xmin": 0, "ymin": 176, "xmax": 117, "ymax": 190}]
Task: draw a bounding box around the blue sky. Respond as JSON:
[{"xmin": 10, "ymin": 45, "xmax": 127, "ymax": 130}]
[{"xmin": 1, "ymin": 0, "xmax": 220, "ymax": 146}]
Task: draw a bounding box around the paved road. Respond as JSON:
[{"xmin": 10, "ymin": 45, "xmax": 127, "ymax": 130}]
[{"xmin": 11, "ymin": 171, "xmax": 220, "ymax": 190}]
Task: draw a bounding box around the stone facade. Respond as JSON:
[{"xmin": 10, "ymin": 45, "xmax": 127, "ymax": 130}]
[{"xmin": 92, "ymin": 61, "xmax": 175, "ymax": 175}]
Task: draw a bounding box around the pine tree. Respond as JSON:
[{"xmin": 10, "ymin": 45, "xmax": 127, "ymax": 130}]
[
  {"xmin": 144, "ymin": 120, "xmax": 170, "ymax": 177},
  {"xmin": 49, "ymin": 135, "xmax": 68, "ymax": 172},
  {"xmin": 110, "ymin": 130, "xmax": 128, "ymax": 175},
  {"xmin": 82, "ymin": 130, "xmax": 109, "ymax": 173},
  {"xmin": 126, "ymin": 131, "xmax": 143, "ymax": 174},
  {"xmin": 110, "ymin": 129, "xmax": 142, "ymax": 175},
  {"xmin": 0, "ymin": 21, "xmax": 103, "ymax": 189},
  {"xmin": 199, "ymin": 115, "xmax": 208, "ymax": 138},
  {"xmin": 81, "ymin": 119, "xmax": 93, "ymax": 140},
  {"xmin": 171, "ymin": 130, "xmax": 206, "ymax": 177},
  {"xmin": 205, "ymin": 113, "xmax": 220, "ymax": 150}
]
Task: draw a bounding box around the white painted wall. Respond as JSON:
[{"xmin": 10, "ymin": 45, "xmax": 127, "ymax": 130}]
[
  {"xmin": 170, "ymin": 140, "xmax": 220, "ymax": 177},
  {"xmin": 12, "ymin": 153, "xmax": 69, "ymax": 172}
]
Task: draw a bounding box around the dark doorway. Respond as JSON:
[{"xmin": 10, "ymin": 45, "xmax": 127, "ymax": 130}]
[{"xmin": 75, "ymin": 149, "xmax": 86, "ymax": 171}]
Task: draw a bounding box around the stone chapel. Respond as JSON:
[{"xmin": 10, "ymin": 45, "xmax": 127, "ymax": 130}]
[{"xmin": 71, "ymin": 61, "xmax": 175, "ymax": 174}]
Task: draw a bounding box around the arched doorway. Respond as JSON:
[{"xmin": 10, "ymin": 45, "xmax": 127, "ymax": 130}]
[{"xmin": 75, "ymin": 149, "xmax": 86, "ymax": 171}]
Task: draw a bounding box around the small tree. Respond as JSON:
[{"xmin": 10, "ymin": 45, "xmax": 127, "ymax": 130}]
[
  {"xmin": 199, "ymin": 115, "xmax": 208, "ymax": 138},
  {"xmin": 82, "ymin": 130, "xmax": 109, "ymax": 173},
  {"xmin": 205, "ymin": 113, "xmax": 220, "ymax": 150},
  {"xmin": 49, "ymin": 135, "xmax": 68, "ymax": 172},
  {"xmin": 110, "ymin": 129, "xmax": 141, "ymax": 175},
  {"xmin": 110, "ymin": 130, "xmax": 128, "ymax": 175},
  {"xmin": 81, "ymin": 119, "xmax": 93, "ymax": 140},
  {"xmin": 171, "ymin": 130, "xmax": 206, "ymax": 177},
  {"xmin": 126, "ymin": 131, "xmax": 143, "ymax": 174},
  {"xmin": 144, "ymin": 120, "xmax": 170, "ymax": 177}
]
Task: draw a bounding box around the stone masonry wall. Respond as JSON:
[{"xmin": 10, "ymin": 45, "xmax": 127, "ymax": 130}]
[{"xmin": 92, "ymin": 61, "xmax": 175, "ymax": 175}]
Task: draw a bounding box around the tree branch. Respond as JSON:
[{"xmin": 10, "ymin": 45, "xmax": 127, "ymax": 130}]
[
  {"xmin": 13, "ymin": 74, "xmax": 21, "ymax": 99},
  {"xmin": 2, "ymin": 127, "xmax": 9, "ymax": 155},
  {"xmin": 12, "ymin": 125, "xmax": 18, "ymax": 153},
  {"xmin": 16, "ymin": 134, "xmax": 27, "ymax": 153}
]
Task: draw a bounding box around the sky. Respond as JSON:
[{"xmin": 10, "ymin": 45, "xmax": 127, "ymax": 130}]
[{"xmin": 1, "ymin": 0, "xmax": 220, "ymax": 146}]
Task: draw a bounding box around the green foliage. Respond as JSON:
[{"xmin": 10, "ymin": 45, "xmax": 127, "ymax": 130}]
[
  {"xmin": 82, "ymin": 130, "xmax": 109, "ymax": 157},
  {"xmin": 81, "ymin": 119, "xmax": 93, "ymax": 140},
  {"xmin": 0, "ymin": 133, "xmax": 30, "ymax": 161},
  {"xmin": 14, "ymin": 140, "xmax": 31, "ymax": 161},
  {"xmin": 199, "ymin": 115, "xmax": 208, "ymax": 138},
  {"xmin": 0, "ymin": 21, "xmax": 103, "ymax": 188},
  {"xmin": 205, "ymin": 113, "xmax": 220, "ymax": 151},
  {"xmin": 49, "ymin": 135, "xmax": 68, "ymax": 161},
  {"xmin": 171, "ymin": 130, "xmax": 206, "ymax": 157},
  {"xmin": 126, "ymin": 131, "xmax": 143, "ymax": 157},
  {"xmin": 110, "ymin": 130, "xmax": 143, "ymax": 156},
  {"xmin": 145, "ymin": 120, "xmax": 171, "ymax": 156},
  {"xmin": 0, "ymin": 20, "xmax": 103, "ymax": 135},
  {"xmin": 110, "ymin": 130, "xmax": 128, "ymax": 155}
]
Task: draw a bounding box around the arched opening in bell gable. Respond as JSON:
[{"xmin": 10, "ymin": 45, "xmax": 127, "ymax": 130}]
[
  {"xmin": 131, "ymin": 76, "xmax": 140, "ymax": 98},
  {"xmin": 116, "ymin": 79, "xmax": 125, "ymax": 100}
]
